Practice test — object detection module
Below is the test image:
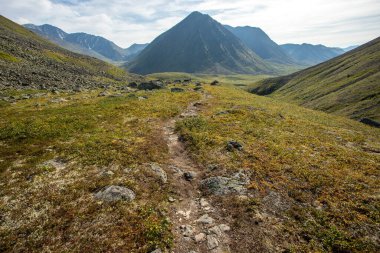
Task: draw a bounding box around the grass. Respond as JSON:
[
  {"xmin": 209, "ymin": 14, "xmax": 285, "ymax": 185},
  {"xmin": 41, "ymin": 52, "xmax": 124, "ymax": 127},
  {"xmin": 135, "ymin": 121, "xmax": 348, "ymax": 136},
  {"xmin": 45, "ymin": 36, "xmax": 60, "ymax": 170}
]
[
  {"xmin": 176, "ymin": 85, "xmax": 380, "ymax": 252},
  {"xmin": 0, "ymin": 86, "xmax": 200, "ymax": 252},
  {"xmin": 148, "ymin": 72, "xmax": 272, "ymax": 89},
  {"xmin": 0, "ymin": 50, "xmax": 20, "ymax": 62},
  {"xmin": 250, "ymin": 37, "xmax": 380, "ymax": 121}
]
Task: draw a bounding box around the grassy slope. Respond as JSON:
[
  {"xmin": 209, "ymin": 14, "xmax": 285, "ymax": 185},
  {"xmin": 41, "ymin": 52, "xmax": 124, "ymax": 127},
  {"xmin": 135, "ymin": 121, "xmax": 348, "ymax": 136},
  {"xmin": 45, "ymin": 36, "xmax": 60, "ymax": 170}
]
[
  {"xmin": 0, "ymin": 15, "xmax": 138, "ymax": 89},
  {"xmin": 176, "ymin": 85, "xmax": 380, "ymax": 252},
  {"xmin": 0, "ymin": 87, "xmax": 200, "ymax": 252},
  {"xmin": 250, "ymin": 37, "xmax": 380, "ymax": 121}
]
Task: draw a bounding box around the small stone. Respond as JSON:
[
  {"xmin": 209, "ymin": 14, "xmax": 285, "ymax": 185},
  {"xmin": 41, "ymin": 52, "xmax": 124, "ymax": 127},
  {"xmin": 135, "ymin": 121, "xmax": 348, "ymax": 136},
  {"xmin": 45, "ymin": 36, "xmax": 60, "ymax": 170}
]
[
  {"xmin": 207, "ymin": 235, "xmax": 219, "ymax": 249},
  {"xmin": 183, "ymin": 171, "xmax": 195, "ymax": 181},
  {"xmin": 171, "ymin": 87, "xmax": 185, "ymax": 92},
  {"xmin": 149, "ymin": 249, "xmax": 162, "ymax": 253},
  {"xmin": 168, "ymin": 197, "xmax": 175, "ymax": 203},
  {"xmin": 200, "ymin": 198, "xmax": 209, "ymax": 207},
  {"xmin": 226, "ymin": 140, "xmax": 243, "ymax": 151},
  {"xmin": 150, "ymin": 164, "xmax": 167, "ymax": 184},
  {"xmin": 208, "ymin": 226, "xmax": 222, "ymax": 237},
  {"xmin": 219, "ymin": 224, "xmax": 230, "ymax": 232},
  {"xmin": 196, "ymin": 214, "xmax": 214, "ymax": 224},
  {"xmin": 194, "ymin": 232, "xmax": 206, "ymax": 242},
  {"xmin": 180, "ymin": 225, "xmax": 194, "ymax": 237}
]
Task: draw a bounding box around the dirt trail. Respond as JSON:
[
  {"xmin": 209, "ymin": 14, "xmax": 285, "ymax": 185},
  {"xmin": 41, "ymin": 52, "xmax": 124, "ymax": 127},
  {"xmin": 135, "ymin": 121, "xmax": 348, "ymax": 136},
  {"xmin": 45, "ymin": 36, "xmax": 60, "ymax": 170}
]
[{"xmin": 163, "ymin": 93, "xmax": 231, "ymax": 253}]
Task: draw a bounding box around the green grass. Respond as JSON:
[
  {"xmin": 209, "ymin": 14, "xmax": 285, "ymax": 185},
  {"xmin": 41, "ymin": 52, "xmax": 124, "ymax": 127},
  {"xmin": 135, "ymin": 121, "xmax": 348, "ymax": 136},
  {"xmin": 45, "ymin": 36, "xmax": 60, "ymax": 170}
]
[
  {"xmin": 0, "ymin": 50, "xmax": 20, "ymax": 62},
  {"xmin": 250, "ymin": 37, "xmax": 380, "ymax": 121},
  {"xmin": 0, "ymin": 86, "xmax": 200, "ymax": 252},
  {"xmin": 148, "ymin": 72, "xmax": 272, "ymax": 89}
]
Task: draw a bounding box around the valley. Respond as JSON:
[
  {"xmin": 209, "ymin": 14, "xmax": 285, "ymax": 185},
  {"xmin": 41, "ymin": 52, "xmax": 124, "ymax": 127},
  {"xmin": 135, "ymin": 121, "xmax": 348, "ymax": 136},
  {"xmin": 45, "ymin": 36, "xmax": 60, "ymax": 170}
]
[{"xmin": 0, "ymin": 5, "xmax": 379, "ymax": 253}]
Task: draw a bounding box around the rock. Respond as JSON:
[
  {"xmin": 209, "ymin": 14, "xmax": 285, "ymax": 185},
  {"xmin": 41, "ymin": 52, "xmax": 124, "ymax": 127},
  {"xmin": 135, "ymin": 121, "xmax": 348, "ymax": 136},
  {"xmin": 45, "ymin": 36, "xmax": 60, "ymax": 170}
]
[
  {"xmin": 262, "ymin": 191, "xmax": 290, "ymax": 212},
  {"xmin": 98, "ymin": 91, "xmax": 108, "ymax": 97},
  {"xmin": 360, "ymin": 118, "xmax": 380, "ymax": 128},
  {"xmin": 208, "ymin": 225, "xmax": 222, "ymax": 237},
  {"xmin": 171, "ymin": 87, "xmax": 185, "ymax": 92},
  {"xmin": 207, "ymin": 164, "xmax": 219, "ymax": 171},
  {"xmin": 196, "ymin": 214, "xmax": 214, "ymax": 224},
  {"xmin": 219, "ymin": 224, "xmax": 230, "ymax": 232},
  {"xmin": 150, "ymin": 164, "xmax": 167, "ymax": 183},
  {"xmin": 193, "ymin": 87, "xmax": 202, "ymax": 91},
  {"xmin": 138, "ymin": 96, "xmax": 147, "ymax": 100},
  {"xmin": 210, "ymin": 80, "xmax": 219, "ymax": 86},
  {"xmin": 128, "ymin": 82, "xmax": 138, "ymax": 88},
  {"xmin": 149, "ymin": 249, "xmax": 162, "ymax": 253},
  {"xmin": 183, "ymin": 171, "xmax": 195, "ymax": 181},
  {"xmin": 137, "ymin": 80, "xmax": 164, "ymax": 90},
  {"xmin": 180, "ymin": 225, "xmax": 194, "ymax": 237},
  {"xmin": 207, "ymin": 235, "xmax": 219, "ymax": 249},
  {"xmin": 200, "ymin": 172, "xmax": 249, "ymax": 195},
  {"xmin": 226, "ymin": 140, "xmax": 243, "ymax": 151},
  {"xmin": 194, "ymin": 232, "xmax": 206, "ymax": 242},
  {"xmin": 94, "ymin": 185, "xmax": 135, "ymax": 202},
  {"xmin": 195, "ymin": 81, "xmax": 202, "ymax": 86},
  {"xmin": 200, "ymin": 198, "xmax": 210, "ymax": 207},
  {"xmin": 168, "ymin": 196, "xmax": 175, "ymax": 203}
]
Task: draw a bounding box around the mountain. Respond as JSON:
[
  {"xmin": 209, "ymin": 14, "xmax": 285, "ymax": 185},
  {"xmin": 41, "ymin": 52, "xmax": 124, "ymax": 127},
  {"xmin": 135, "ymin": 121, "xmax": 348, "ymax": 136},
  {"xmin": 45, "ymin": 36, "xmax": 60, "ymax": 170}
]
[
  {"xmin": 225, "ymin": 25, "xmax": 294, "ymax": 64},
  {"xmin": 251, "ymin": 37, "xmax": 380, "ymax": 123},
  {"xmin": 0, "ymin": 15, "xmax": 137, "ymax": 90},
  {"xmin": 127, "ymin": 11, "xmax": 275, "ymax": 75},
  {"xmin": 23, "ymin": 23, "xmax": 131, "ymax": 62},
  {"xmin": 24, "ymin": 23, "xmax": 110, "ymax": 61},
  {"xmin": 280, "ymin": 43, "xmax": 345, "ymax": 66},
  {"xmin": 124, "ymin": 43, "xmax": 148, "ymax": 61},
  {"xmin": 343, "ymin": 45, "xmax": 358, "ymax": 52}
]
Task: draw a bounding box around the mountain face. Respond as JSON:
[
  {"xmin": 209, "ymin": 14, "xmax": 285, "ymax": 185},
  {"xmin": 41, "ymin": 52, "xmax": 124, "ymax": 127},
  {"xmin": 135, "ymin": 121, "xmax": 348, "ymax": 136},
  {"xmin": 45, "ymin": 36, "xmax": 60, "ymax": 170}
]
[
  {"xmin": 64, "ymin": 33, "xmax": 126, "ymax": 61},
  {"xmin": 0, "ymin": 15, "xmax": 136, "ymax": 90},
  {"xmin": 23, "ymin": 24, "xmax": 142, "ymax": 62},
  {"xmin": 127, "ymin": 11, "xmax": 275, "ymax": 75},
  {"xmin": 124, "ymin": 43, "xmax": 148, "ymax": 61},
  {"xmin": 251, "ymin": 37, "xmax": 380, "ymax": 122},
  {"xmin": 281, "ymin": 43, "xmax": 345, "ymax": 66},
  {"xmin": 225, "ymin": 25, "xmax": 294, "ymax": 64}
]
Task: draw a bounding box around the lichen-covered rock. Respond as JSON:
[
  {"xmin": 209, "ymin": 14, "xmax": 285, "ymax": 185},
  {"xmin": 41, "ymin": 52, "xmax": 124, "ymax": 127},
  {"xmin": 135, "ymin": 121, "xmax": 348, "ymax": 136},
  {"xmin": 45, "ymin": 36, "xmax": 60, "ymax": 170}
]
[
  {"xmin": 200, "ymin": 172, "xmax": 249, "ymax": 195},
  {"xmin": 95, "ymin": 185, "xmax": 135, "ymax": 202},
  {"xmin": 150, "ymin": 164, "xmax": 168, "ymax": 184}
]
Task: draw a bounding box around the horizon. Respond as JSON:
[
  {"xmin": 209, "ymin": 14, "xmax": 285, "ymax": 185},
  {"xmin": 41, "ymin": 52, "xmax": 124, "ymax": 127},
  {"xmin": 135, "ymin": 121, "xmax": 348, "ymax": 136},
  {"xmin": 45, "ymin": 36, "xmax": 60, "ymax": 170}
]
[{"xmin": 1, "ymin": 0, "xmax": 379, "ymax": 48}]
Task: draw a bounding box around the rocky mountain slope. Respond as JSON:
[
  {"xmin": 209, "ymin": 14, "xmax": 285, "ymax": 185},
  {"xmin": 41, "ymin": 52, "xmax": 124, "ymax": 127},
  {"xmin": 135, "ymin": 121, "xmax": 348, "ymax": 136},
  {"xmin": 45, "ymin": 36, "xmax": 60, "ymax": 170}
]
[
  {"xmin": 225, "ymin": 25, "xmax": 295, "ymax": 64},
  {"xmin": 0, "ymin": 16, "xmax": 139, "ymax": 90},
  {"xmin": 280, "ymin": 43, "xmax": 345, "ymax": 66},
  {"xmin": 127, "ymin": 12, "xmax": 275, "ymax": 75},
  {"xmin": 24, "ymin": 23, "xmax": 146, "ymax": 62},
  {"xmin": 251, "ymin": 36, "xmax": 380, "ymax": 123}
]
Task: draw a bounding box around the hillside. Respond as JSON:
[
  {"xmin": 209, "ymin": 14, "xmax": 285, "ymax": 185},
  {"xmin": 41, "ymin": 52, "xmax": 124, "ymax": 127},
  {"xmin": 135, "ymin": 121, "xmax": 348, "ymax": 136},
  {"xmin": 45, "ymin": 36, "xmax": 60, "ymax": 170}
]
[
  {"xmin": 225, "ymin": 25, "xmax": 295, "ymax": 64},
  {"xmin": 0, "ymin": 15, "xmax": 138, "ymax": 90},
  {"xmin": 251, "ymin": 37, "xmax": 380, "ymax": 123},
  {"xmin": 281, "ymin": 43, "xmax": 345, "ymax": 66},
  {"xmin": 127, "ymin": 12, "xmax": 275, "ymax": 75}
]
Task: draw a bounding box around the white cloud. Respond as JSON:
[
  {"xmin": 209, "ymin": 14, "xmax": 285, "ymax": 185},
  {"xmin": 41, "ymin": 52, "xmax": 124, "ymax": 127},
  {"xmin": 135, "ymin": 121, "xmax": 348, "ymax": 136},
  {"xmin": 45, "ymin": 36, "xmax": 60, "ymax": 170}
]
[{"xmin": 1, "ymin": 0, "xmax": 379, "ymax": 48}]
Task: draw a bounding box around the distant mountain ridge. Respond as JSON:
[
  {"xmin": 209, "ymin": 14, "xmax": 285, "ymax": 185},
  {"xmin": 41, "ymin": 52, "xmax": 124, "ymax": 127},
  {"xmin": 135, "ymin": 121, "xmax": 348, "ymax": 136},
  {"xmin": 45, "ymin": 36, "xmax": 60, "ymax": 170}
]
[
  {"xmin": 127, "ymin": 11, "xmax": 276, "ymax": 75},
  {"xmin": 23, "ymin": 24, "xmax": 147, "ymax": 62},
  {"xmin": 280, "ymin": 43, "xmax": 345, "ymax": 66},
  {"xmin": 225, "ymin": 25, "xmax": 295, "ymax": 64}
]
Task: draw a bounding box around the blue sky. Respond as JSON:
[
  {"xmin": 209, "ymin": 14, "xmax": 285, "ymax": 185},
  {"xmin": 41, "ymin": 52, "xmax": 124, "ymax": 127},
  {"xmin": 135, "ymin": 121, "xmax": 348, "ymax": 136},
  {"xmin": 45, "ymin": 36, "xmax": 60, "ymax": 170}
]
[{"xmin": 1, "ymin": 0, "xmax": 380, "ymax": 48}]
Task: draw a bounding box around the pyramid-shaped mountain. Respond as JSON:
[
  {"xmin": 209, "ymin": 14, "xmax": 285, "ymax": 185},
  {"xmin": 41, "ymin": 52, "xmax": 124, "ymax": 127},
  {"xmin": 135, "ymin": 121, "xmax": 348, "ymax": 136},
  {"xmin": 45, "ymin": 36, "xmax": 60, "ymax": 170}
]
[{"xmin": 127, "ymin": 12, "xmax": 275, "ymax": 75}]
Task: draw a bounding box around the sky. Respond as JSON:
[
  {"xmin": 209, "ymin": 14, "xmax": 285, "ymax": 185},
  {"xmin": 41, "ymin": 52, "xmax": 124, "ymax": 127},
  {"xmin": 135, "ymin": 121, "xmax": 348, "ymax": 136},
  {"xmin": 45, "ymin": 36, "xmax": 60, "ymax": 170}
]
[{"xmin": 1, "ymin": 0, "xmax": 380, "ymax": 48}]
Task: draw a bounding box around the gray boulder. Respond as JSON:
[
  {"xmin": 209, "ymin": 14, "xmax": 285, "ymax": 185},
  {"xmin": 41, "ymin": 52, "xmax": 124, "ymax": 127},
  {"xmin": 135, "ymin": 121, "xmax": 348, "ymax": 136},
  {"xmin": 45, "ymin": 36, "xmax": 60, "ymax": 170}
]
[
  {"xmin": 137, "ymin": 80, "xmax": 164, "ymax": 90},
  {"xmin": 150, "ymin": 164, "xmax": 168, "ymax": 183},
  {"xmin": 200, "ymin": 172, "xmax": 249, "ymax": 195},
  {"xmin": 95, "ymin": 185, "xmax": 135, "ymax": 202},
  {"xmin": 171, "ymin": 87, "xmax": 185, "ymax": 92}
]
